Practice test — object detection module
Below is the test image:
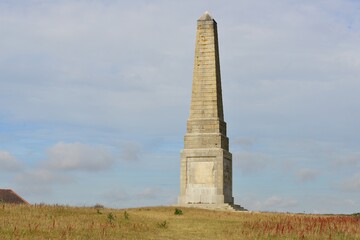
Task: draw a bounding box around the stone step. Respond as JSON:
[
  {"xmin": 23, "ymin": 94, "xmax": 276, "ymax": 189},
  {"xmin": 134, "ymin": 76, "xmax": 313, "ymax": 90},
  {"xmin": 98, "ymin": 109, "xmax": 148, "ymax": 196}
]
[
  {"xmin": 177, "ymin": 203, "xmax": 247, "ymax": 212},
  {"xmin": 227, "ymin": 204, "xmax": 247, "ymax": 211}
]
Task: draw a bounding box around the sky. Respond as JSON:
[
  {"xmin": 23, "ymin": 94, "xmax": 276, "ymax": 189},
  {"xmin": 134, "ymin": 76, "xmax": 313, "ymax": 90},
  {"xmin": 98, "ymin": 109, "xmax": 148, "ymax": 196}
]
[{"xmin": 1, "ymin": 0, "xmax": 360, "ymax": 214}]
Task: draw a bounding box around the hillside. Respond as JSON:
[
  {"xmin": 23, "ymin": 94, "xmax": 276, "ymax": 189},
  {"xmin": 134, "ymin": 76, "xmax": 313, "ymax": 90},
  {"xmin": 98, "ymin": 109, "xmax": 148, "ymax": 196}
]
[{"xmin": 0, "ymin": 204, "xmax": 359, "ymax": 239}]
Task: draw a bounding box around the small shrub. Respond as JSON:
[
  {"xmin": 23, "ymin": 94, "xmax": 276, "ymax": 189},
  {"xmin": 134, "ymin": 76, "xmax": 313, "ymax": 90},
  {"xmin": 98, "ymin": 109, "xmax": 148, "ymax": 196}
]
[
  {"xmin": 158, "ymin": 220, "xmax": 168, "ymax": 229},
  {"xmin": 94, "ymin": 203, "xmax": 104, "ymax": 214},
  {"xmin": 174, "ymin": 208, "xmax": 183, "ymax": 215},
  {"xmin": 107, "ymin": 213, "xmax": 115, "ymax": 223},
  {"xmin": 124, "ymin": 211, "xmax": 129, "ymax": 220},
  {"xmin": 94, "ymin": 203, "xmax": 104, "ymax": 209}
]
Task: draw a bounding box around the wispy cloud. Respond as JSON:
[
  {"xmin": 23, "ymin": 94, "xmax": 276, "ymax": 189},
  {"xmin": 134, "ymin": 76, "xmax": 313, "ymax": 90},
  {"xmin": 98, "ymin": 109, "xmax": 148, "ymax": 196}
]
[
  {"xmin": 233, "ymin": 137, "xmax": 255, "ymax": 148},
  {"xmin": 102, "ymin": 187, "xmax": 163, "ymax": 208},
  {"xmin": 263, "ymin": 196, "xmax": 298, "ymax": 210},
  {"xmin": 296, "ymin": 168, "xmax": 318, "ymax": 182},
  {"xmin": 239, "ymin": 194, "xmax": 299, "ymax": 212},
  {"xmin": 14, "ymin": 168, "xmax": 72, "ymax": 195},
  {"xmin": 136, "ymin": 187, "xmax": 160, "ymax": 200},
  {"xmin": 103, "ymin": 189, "xmax": 131, "ymax": 203},
  {"xmin": 341, "ymin": 172, "xmax": 360, "ymax": 191},
  {"xmin": 120, "ymin": 141, "xmax": 142, "ymax": 161},
  {"xmin": 0, "ymin": 150, "xmax": 23, "ymax": 171},
  {"xmin": 12, "ymin": 141, "xmax": 116, "ymax": 198},
  {"xmin": 234, "ymin": 151, "xmax": 272, "ymax": 174},
  {"xmin": 45, "ymin": 142, "xmax": 115, "ymax": 171},
  {"xmin": 333, "ymin": 153, "xmax": 360, "ymax": 167}
]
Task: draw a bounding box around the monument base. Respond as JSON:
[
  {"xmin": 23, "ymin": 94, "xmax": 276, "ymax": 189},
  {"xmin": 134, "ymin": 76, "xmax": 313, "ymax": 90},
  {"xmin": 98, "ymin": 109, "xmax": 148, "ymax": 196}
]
[
  {"xmin": 179, "ymin": 148, "xmax": 234, "ymax": 205},
  {"xmin": 176, "ymin": 203, "xmax": 247, "ymax": 212}
]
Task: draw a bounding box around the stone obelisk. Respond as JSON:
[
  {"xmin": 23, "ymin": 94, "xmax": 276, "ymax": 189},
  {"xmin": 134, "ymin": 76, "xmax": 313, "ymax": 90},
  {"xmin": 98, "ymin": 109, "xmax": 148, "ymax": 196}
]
[{"xmin": 178, "ymin": 12, "xmax": 242, "ymax": 210}]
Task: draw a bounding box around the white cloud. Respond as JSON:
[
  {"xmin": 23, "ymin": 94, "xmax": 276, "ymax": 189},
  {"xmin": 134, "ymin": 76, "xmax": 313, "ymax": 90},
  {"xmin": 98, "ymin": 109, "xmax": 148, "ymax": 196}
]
[
  {"xmin": 0, "ymin": 150, "xmax": 22, "ymax": 171},
  {"xmin": 136, "ymin": 187, "xmax": 159, "ymax": 200},
  {"xmin": 240, "ymin": 194, "xmax": 299, "ymax": 212},
  {"xmin": 46, "ymin": 142, "xmax": 115, "ymax": 171},
  {"xmin": 264, "ymin": 196, "xmax": 283, "ymax": 207},
  {"xmin": 103, "ymin": 189, "xmax": 130, "ymax": 203},
  {"xmin": 232, "ymin": 138, "xmax": 256, "ymax": 154},
  {"xmin": 120, "ymin": 141, "xmax": 141, "ymax": 161},
  {"xmin": 234, "ymin": 151, "xmax": 272, "ymax": 173},
  {"xmin": 341, "ymin": 173, "xmax": 360, "ymax": 191},
  {"xmin": 16, "ymin": 169, "xmax": 71, "ymax": 185},
  {"xmin": 233, "ymin": 138, "xmax": 255, "ymax": 148},
  {"xmin": 333, "ymin": 153, "xmax": 360, "ymax": 167},
  {"xmin": 101, "ymin": 187, "xmax": 162, "ymax": 208},
  {"xmin": 344, "ymin": 199, "xmax": 356, "ymax": 206},
  {"xmin": 14, "ymin": 168, "xmax": 72, "ymax": 195},
  {"xmin": 0, "ymin": 0, "xmax": 191, "ymax": 135},
  {"xmin": 10, "ymin": 142, "xmax": 116, "ymax": 201},
  {"xmin": 263, "ymin": 196, "xmax": 298, "ymax": 211},
  {"xmin": 296, "ymin": 168, "xmax": 318, "ymax": 182}
]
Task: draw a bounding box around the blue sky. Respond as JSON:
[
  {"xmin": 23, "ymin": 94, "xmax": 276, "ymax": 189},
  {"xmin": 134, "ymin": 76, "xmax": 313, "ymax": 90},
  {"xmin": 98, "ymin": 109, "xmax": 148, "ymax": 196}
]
[{"xmin": 1, "ymin": 0, "xmax": 360, "ymax": 213}]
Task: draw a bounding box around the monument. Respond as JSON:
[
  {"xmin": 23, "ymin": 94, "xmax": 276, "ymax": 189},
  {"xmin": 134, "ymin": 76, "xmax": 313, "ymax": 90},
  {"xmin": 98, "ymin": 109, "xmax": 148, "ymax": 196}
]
[{"xmin": 178, "ymin": 12, "xmax": 244, "ymax": 210}]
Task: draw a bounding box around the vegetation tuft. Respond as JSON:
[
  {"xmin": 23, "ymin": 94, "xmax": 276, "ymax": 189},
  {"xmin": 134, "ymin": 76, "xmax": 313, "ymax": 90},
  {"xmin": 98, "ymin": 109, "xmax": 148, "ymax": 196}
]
[
  {"xmin": 157, "ymin": 220, "xmax": 168, "ymax": 229},
  {"xmin": 107, "ymin": 213, "xmax": 115, "ymax": 223},
  {"xmin": 174, "ymin": 208, "xmax": 183, "ymax": 215},
  {"xmin": 94, "ymin": 203, "xmax": 104, "ymax": 209},
  {"xmin": 124, "ymin": 211, "xmax": 129, "ymax": 220}
]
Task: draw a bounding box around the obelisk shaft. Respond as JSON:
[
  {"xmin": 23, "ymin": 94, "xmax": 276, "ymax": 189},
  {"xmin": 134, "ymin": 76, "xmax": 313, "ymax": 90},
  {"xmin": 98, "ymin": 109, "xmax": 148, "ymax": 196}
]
[
  {"xmin": 184, "ymin": 12, "xmax": 229, "ymax": 151},
  {"xmin": 189, "ymin": 14, "xmax": 223, "ymax": 121}
]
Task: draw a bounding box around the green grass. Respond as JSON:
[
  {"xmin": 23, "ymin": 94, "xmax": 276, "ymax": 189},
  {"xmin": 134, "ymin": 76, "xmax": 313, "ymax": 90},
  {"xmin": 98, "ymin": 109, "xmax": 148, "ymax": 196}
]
[{"xmin": 0, "ymin": 204, "xmax": 359, "ymax": 239}]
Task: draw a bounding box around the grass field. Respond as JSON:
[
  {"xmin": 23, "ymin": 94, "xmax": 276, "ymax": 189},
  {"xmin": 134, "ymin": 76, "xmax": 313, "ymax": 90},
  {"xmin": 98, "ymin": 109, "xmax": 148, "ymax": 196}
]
[{"xmin": 0, "ymin": 204, "xmax": 359, "ymax": 239}]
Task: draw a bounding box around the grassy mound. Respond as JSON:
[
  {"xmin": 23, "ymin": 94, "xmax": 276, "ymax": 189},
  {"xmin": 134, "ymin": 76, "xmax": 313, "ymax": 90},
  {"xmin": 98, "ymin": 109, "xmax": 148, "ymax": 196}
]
[{"xmin": 0, "ymin": 204, "xmax": 359, "ymax": 239}]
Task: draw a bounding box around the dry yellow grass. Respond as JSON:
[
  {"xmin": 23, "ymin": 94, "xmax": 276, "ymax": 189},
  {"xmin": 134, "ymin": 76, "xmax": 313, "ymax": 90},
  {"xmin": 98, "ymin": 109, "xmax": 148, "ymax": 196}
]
[{"xmin": 0, "ymin": 204, "xmax": 359, "ymax": 239}]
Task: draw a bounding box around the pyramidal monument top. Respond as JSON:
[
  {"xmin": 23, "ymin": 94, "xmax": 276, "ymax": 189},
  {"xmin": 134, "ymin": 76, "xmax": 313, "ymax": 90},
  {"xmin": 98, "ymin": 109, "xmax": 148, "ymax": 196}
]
[{"xmin": 198, "ymin": 11, "xmax": 213, "ymax": 21}]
